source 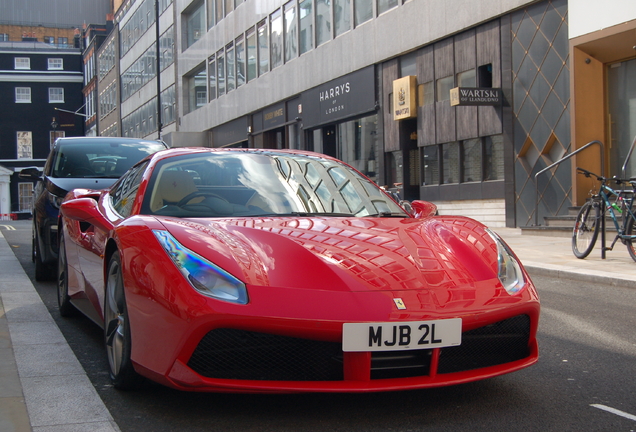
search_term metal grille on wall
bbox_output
[511,0,571,227]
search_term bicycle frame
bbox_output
[579,167,636,258]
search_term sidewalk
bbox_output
[0,230,119,432]
[1,227,635,431]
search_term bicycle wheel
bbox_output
[624,213,636,262]
[572,201,600,259]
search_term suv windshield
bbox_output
[51,140,166,178]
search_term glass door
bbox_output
[608,58,636,177]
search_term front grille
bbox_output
[188,329,343,381]
[187,315,531,382]
[370,350,432,379]
[437,314,531,374]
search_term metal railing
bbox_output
[621,135,636,179]
[533,140,605,227]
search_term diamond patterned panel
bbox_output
[511,0,570,227]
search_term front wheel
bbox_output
[572,201,600,259]
[624,215,636,262]
[57,234,77,317]
[104,252,144,390]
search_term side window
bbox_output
[110,162,148,217]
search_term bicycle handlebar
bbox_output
[576,167,636,186]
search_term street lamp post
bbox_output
[155,0,162,140]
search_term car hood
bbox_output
[46,176,118,197]
[155,216,501,293]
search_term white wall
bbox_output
[569,0,636,38]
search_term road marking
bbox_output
[0,225,16,230]
[591,404,636,422]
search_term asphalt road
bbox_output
[2,219,636,431]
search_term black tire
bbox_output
[34,231,55,281]
[624,215,636,262]
[104,252,145,390]
[572,201,600,259]
[57,234,77,317]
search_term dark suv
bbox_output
[19,136,168,280]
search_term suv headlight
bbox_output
[153,230,248,304]
[48,191,64,209]
[485,228,526,294]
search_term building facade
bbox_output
[95,0,635,229]
[0,42,85,217]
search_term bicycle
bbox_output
[572,167,636,261]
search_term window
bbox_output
[19,183,33,212]
[484,135,504,180]
[207,0,216,28]
[235,35,245,87]
[478,64,493,87]
[226,43,235,92]
[208,55,217,101]
[111,162,149,218]
[299,0,313,54]
[17,132,33,159]
[185,0,205,49]
[436,76,454,102]
[0,34,9,41]
[44,36,55,44]
[284,2,297,63]
[270,10,283,69]
[335,0,351,37]
[48,58,63,70]
[418,82,434,106]
[187,64,207,113]
[257,20,269,76]
[49,88,64,103]
[50,130,65,148]
[442,142,459,184]
[457,69,476,87]
[246,29,257,81]
[462,139,482,182]
[15,87,31,103]
[378,0,398,15]
[316,0,331,46]
[217,49,225,96]
[15,57,30,69]
[355,0,373,26]
[422,145,439,185]
[58,37,68,46]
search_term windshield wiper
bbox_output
[366,212,409,218]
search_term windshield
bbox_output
[142,151,408,218]
[51,140,166,178]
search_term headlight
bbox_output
[48,191,64,209]
[153,230,248,304]
[485,228,526,294]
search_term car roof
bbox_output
[54,137,167,148]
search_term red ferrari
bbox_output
[58,147,539,393]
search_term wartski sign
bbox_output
[450,87,502,106]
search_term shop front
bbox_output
[300,66,381,184]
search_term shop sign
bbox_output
[301,66,376,129]
[263,102,286,130]
[449,87,502,106]
[393,76,417,120]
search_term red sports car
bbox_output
[58,147,539,393]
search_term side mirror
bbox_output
[60,198,114,233]
[410,200,438,219]
[18,167,42,181]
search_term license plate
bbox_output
[342,318,462,352]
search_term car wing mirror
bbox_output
[60,198,114,232]
[410,200,438,219]
[18,167,42,181]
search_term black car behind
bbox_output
[19,136,167,280]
